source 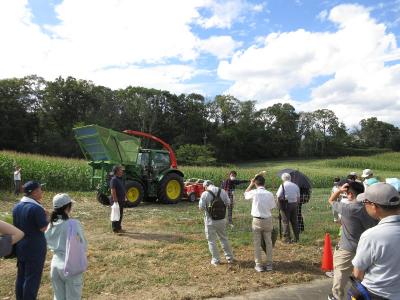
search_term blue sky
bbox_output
[1,0,400,126]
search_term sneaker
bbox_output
[265,264,273,272]
[227,258,234,264]
[254,265,265,272]
[229,223,234,229]
[327,294,337,300]
[211,260,220,266]
[325,271,334,278]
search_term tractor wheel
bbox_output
[97,192,111,206]
[188,192,197,203]
[125,180,144,207]
[158,173,184,204]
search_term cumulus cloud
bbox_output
[0,0,249,94]
[198,36,242,59]
[197,0,258,29]
[218,4,400,126]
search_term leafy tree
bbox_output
[176,144,216,166]
[358,117,399,148]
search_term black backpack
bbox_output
[207,189,226,220]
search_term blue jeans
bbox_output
[16,258,45,300]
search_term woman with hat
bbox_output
[45,193,87,300]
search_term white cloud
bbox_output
[198,36,242,59]
[0,0,246,94]
[196,0,248,29]
[218,4,400,126]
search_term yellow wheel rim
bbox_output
[166,180,181,200]
[127,187,140,203]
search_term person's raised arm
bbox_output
[0,220,24,244]
[245,179,255,193]
[328,183,348,205]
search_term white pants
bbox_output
[205,221,233,263]
[51,264,83,300]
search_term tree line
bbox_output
[1,75,399,164]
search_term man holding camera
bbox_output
[327,180,377,300]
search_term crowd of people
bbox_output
[327,169,400,300]
[1,166,399,299]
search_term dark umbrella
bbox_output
[276,168,312,189]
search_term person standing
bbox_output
[14,166,22,196]
[244,175,276,272]
[13,181,48,300]
[327,181,377,300]
[222,170,248,227]
[352,183,400,300]
[199,180,234,266]
[361,169,378,189]
[46,193,87,300]
[110,165,126,233]
[276,173,300,243]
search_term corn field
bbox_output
[1,150,400,192]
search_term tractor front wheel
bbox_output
[158,173,184,204]
[125,181,144,207]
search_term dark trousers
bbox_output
[281,202,299,241]
[16,258,45,300]
[227,192,234,224]
[14,180,21,195]
[297,203,304,232]
[111,202,124,232]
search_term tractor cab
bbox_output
[137,149,170,178]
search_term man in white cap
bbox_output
[352,183,400,299]
[199,180,234,266]
[361,169,378,189]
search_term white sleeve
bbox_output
[199,192,207,210]
[276,185,282,197]
[244,190,254,200]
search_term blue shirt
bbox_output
[13,199,48,261]
[110,176,126,203]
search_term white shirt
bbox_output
[352,215,400,299]
[14,170,21,181]
[244,187,276,218]
[276,181,300,203]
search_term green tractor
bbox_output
[73,125,184,207]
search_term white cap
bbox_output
[361,169,373,178]
[349,172,357,176]
[203,180,213,188]
[53,193,74,209]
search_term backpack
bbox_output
[207,189,226,220]
[64,219,88,277]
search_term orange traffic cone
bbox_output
[321,233,333,271]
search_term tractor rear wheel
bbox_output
[97,192,111,206]
[125,180,144,207]
[158,173,184,204]
[188,192,196,203]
